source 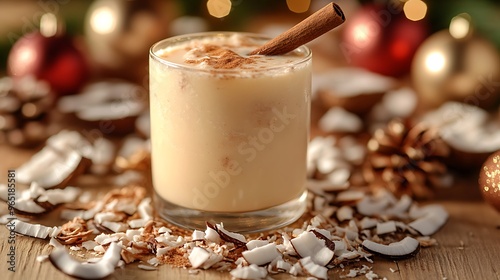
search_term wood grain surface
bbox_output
[1,144,499,280]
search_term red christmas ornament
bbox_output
[340,3,428,77]
[7,14,89,97]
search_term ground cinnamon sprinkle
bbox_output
[159,248,191,267]
[185,44,255,69]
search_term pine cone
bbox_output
[363,119,450,199]
[0,76,54,147]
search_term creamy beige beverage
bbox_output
[149,33,311,221]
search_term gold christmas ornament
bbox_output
[412,14,500,109]
[84,0,176,82]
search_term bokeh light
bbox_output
[425,51,446,73]
[403,0,427,21]
[90,6,117,34]
[207,0,232,18]
[286,0,311,13]
[449,14,471,39]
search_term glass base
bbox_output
[154,190,308,233]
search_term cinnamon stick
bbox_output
[249,2,345,56]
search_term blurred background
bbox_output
[0,0,500,201]
[0,0,499,75]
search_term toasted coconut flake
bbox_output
[230,264,268,279]
[362,236,420,260]
[49,242,122,279]
[242,243,281,266]
[57,217,93,245]
[114,137,150,171]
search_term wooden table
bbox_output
[1,144,499,280]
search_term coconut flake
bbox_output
[242,243,281,265]
[299,256,328,280]
[246,240,270,250]
[89,137,115,175]
[318,107,363,133]
[189,247,211,269]
[376,221,397,235]
[336,206,354,222]
[356,195,391,217]
[61,201,104,221]
[36,255,49,262]
[289,262,303,276]
[11,220,59,239]
[113,170,145,186]
[230,264,268,279]
[191,229,205,241]
[94,212,121,224]
[362,236,420,259]
[49,242,122,279]
[37,186,81,205]
[101,221,128,233]
[138,264,157,271]
[202,253,223,269]
[336,190,365,203]
[16,131,91,189]
[315,68,396,97]
[137,198,153,220]
[360,217,378,229]
[82,240,99,250]
[214,223,246,245]
[408,205,448,236]
[291,231,334,266]
[128,219,149,229]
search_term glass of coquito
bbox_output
[149,32,311,232]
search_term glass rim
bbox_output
[149,31,312,74]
